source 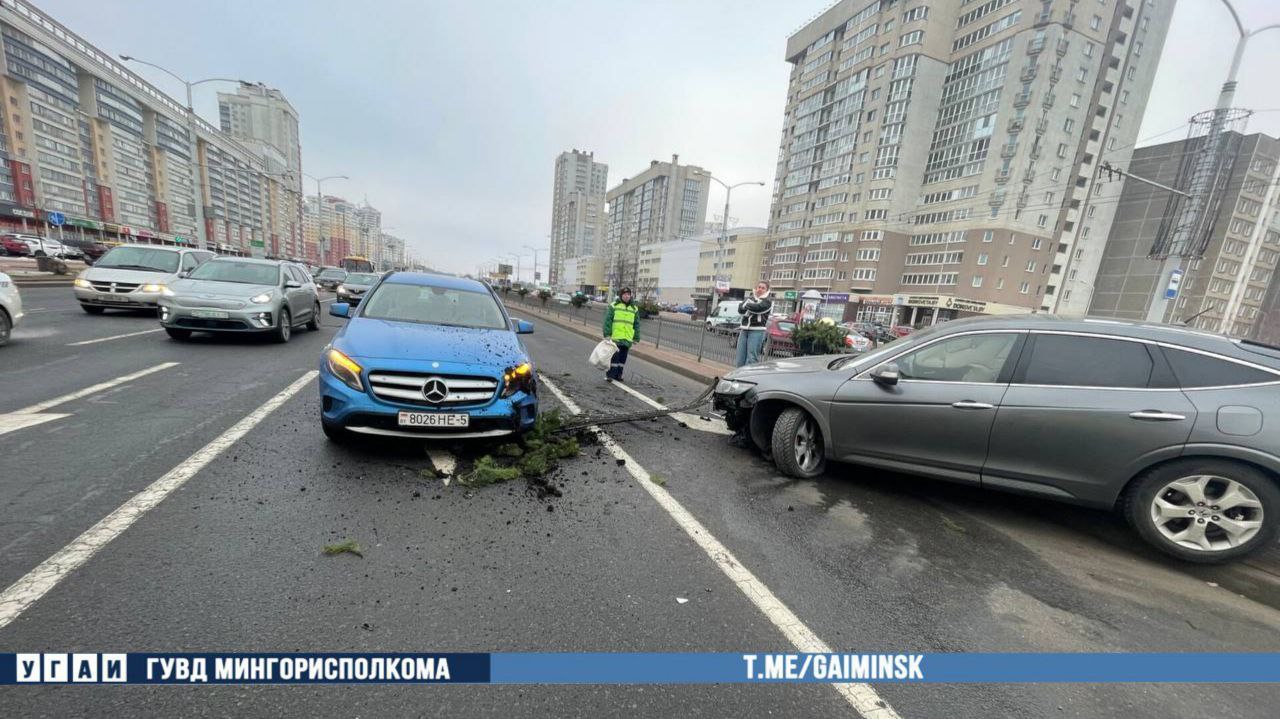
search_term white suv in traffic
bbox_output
[0,270,22,346]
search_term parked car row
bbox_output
[2,233,85,260]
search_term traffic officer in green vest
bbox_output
[602,287,641,382]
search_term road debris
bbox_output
[322,539,363,558]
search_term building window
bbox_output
[997,278,1005,289]
[1026,260,1037,272]
[1063,118,1075,133]
[972,275,984,288]
[978,253,989,265]
[1070,94,1081,108]
[1019,281,1030,294]
[1002,255,1010,267]
[1032,238,1043,250]
[1037,215,1048,228]
[1091,15,1102,30]
[983,230,993,242]
[1057,143,1069,158]
[900,30,924,47]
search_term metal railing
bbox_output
[501,294,805,368]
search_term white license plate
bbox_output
[192,309,230,319]
[398,412,470,428]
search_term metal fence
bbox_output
[502,293,800,368]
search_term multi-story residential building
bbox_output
[549,149,607,287]
[604,154,710,296]
[304,194,360,265]
[218,83,304,259]
[759,0,1173,326]
[1089,131,1280,343]
[560,255,603,294]
[694,226,768,299]
[354,201,381,260]
[0,0,297,257]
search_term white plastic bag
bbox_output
[589,339,618,369]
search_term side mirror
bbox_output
[871,362,900,387]
[514,319,534,334]
[285,280,302,289]
[178,270,190,278]
[329,302,351,319]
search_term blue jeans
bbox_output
[736,329,766,367]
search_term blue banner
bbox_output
[3,652,1279,684]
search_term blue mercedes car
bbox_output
[318,272,538,442]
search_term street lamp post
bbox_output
[119,55,248,251]
[693,171,765,312]
[304,173,348,265]
[1146,0,1280,324]
[523,244,544,286]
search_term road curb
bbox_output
[506,302,730,384]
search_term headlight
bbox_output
[501,362,534,398]
[715,378,757,395]
[74,278,91,288]
[336,284,348,293]
[325,348,364,392]
[250,291,273,304]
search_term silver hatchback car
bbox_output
[158,258,322,343]
[714,315,1280,563]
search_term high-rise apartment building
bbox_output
[760,0,1173,325]
[549,149,607,287]
[219,83,304,258]
[1089,131,1280,342]
[0,1,302,259]
[604,155,710,295]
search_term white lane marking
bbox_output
[538,374,899,719]
[0,370,318,630]
[426,449,456,486]
[0,413,70,437]
[608,378,734,436]
[66,327,165,346]
[14,362,179,414]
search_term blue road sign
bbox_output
[46,211,65,226]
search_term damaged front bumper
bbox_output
[713,380,758,434]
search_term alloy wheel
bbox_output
[1150,475,1264,552]
[793,416,822,474]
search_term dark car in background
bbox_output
[315,267,347,290]
[61,238,111,264]
[714,315,1280,564]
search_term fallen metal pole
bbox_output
[554,378,720,433]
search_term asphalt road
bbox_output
[0,286,1277,717]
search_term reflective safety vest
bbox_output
[609,301,638,343]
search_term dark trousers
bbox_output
[606,344,630,380]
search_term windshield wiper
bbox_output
[101,263,167,272]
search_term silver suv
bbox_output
[74,244,215,313]
[714,315,1280,563]
[159,258,321,343]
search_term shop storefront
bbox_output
[0,203,39,234]
[892,293,1031,327]
[850,294,899,325]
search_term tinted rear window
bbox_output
[1023,334,1154,388]
[1163,347,1280,388]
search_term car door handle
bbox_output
[1129,410,1187,421]
[952,400,994,410]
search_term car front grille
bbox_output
[368,372,499,407]
[89,280,141,293]
[174,318,252,330]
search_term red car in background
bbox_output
[2,234,32,256]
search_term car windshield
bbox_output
[95,246,180,273]
[360,282,506,330]
[187,260,280,285]
[777,321,796,333]
[344,273,379,285]
[318,269,346,279]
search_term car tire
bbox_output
[80,304,105,315]
[274,308,292,343]
[771,406,827,479]
[0,308,11,347]
[1122,458,1279,564]
[321,420,352,444]
[306,301,321,331]
[165,328,192,341]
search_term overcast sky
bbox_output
[45,0,1280,275]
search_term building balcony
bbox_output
[1041,93,1056,109]
[1014,92,1033,108]
[1001,143,1019,159]
[1021,65,1038,82]
[994,170,1011,184]
[1008,118,1025,133]
[1036,118,1049,134]
[1027,38,1046,55]
[1056,39,1070,56]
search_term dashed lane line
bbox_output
[11,362,179,415]
[538,374,900,719]
[66,327,165,346]
[606,378,733,436]
[0,370,319,630]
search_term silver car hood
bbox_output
[81,267,177,284]
[728,354,839,379]
[169,279,277,298]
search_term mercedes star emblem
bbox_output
[422,377,449,403]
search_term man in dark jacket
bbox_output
[735,280,772,367]
[602,287,640,382]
